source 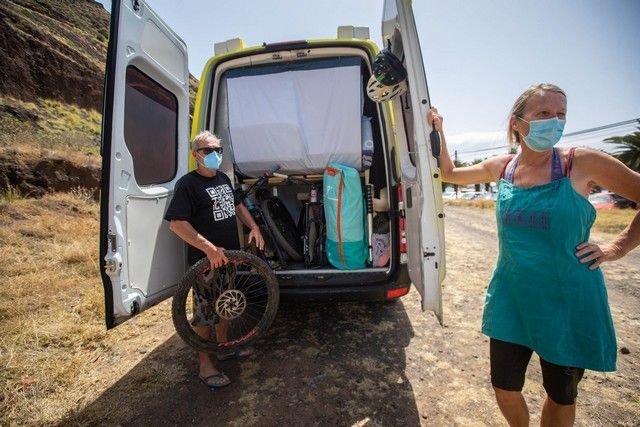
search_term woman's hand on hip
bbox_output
[575,241,622,270]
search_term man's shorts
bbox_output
[190,267,224,328]
[490,338,585,405]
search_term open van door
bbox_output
[382,0,446,323]
[100,0,190,329]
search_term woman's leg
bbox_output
[493,388,529,427]
[490,338,534,427]
[539,358,585,427]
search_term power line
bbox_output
[563,118,639,137]
[455,118,639,155]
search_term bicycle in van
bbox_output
[99,0,446,344]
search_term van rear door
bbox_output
[382,0,445,323]
[100,0,190,328]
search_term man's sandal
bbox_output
[199,371,231,389]
[216,346,254,361]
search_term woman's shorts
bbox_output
[490,338,585,405]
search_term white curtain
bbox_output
[227,63,362,176]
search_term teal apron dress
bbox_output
[481,148,617,371]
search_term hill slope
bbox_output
[0,0,109,110]
[0,0,198,197]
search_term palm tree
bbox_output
[604,127,640,172]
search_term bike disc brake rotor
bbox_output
[214,289,247,320]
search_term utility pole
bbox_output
[454,150,459,197]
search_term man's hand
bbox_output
[248,225,265,251]
[205,244,228,269]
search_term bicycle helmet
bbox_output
[366,49,408,102]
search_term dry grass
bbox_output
[0,192,101,425]
[444,199,637,234]
[0,95,101,155]
[593,208,638,234]
[0,190,177,426]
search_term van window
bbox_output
[124,66,178,185]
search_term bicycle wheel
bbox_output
[172,250,279,352]
[261,198,304,261]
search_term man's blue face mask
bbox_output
[203,151,223,170]
[519,117,566,152]
[197,146,223,170]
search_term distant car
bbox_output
[442,190,457,200]
[460,192,479,200]
[611,193,637,209]
[588,192,636,209]
[460,191,492,201]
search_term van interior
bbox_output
[210,47,396,275]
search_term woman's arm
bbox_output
[428,108,510,185]
[573,149,640,268]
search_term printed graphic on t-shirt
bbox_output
[206,185,236,221]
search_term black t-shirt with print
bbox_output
[164,170,240,265]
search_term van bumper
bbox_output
[278,263,410,303]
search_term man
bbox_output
[165,131,264,389]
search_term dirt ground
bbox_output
[59,205,639,427]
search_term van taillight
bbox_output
[397,184,407,253]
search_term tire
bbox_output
[261,198,304,261]
[307,222,317,264]
[172,250,279,352]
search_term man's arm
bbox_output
[168,220,228,268]
[235,203,265,250]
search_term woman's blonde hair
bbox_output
[507,83,566,145]
[191,130,221,151]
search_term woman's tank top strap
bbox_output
[565,147,577,178]
[550,147,564,181]
[502,154,519,183]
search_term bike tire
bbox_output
[261,198,304,261]
[307,222,317,264]
[172,250,279,352]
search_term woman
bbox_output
[428,83,640,427]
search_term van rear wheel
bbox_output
[172,250,279,352]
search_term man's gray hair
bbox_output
[191,130,221,151]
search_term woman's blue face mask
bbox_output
[519,117,566,152]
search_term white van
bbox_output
[99,0,446,331]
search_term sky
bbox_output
[97,0,640,162]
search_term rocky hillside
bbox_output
[0,0,109,110]
[0,0,198,197]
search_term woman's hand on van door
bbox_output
[427,107,443,132]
